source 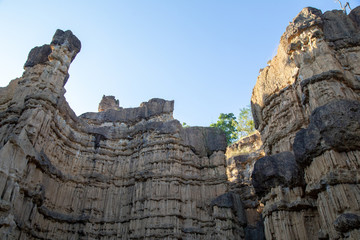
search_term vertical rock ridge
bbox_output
[252,6,360,240]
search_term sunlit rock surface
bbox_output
[252,6,360,240]
[98,95,121,112]
[2,5,360,240]
[0,30,250,239]
[226,132,265,240]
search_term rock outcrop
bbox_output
[98,95,121,112]
[252,6,360,240]
[225,132,265,240]
[0,30,247,239]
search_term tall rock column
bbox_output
[0,29,81,239]
[251,6,360,240]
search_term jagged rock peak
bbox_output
[98,95,120,112]
[282,7,323,42]
[24,29,81,68]
[51,29,81,55]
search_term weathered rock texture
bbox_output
[98,95,121,112]
[0,30,247,239]
[225,132,265,240]
[3,6,360,240]
[252,6,360,240]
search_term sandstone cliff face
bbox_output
[251,6,360,240]
[2,6,360,240]
[252,7,360,156]
[0,30,249,239]
[225,132,265,240]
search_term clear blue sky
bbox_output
[1,0,359,126]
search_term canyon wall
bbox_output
[251,6,360,240]
[1,6,360,240]
[226,132,265,239]
[0,30,249,239]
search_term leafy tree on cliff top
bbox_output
[210,113,238,145]
[237,106,255,138]
[210,106,255,145]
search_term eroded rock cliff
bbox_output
[225,132,265,240]
[2,5,360,240]
[252,6,360,240]
[0,30,248,239]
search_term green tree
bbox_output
[182,122,190,128]
[237,106,255,138]
[210,113,238,145]
[210,106,255,145]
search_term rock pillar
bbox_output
[252,6,360,240]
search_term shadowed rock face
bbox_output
[51,29,81,59]
[334,213,360,233]
[350,6,360,27]
[294,99,360,167]
[252,152,304,198]
[322,9,360,48]
[0,30,242,239]
[180,126,227,157]
[24,44,52,67]
[210,192,247,226]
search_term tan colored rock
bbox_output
[251,6,360,240]
[251,7,360,155]
[225,132,265,239]
[226,132,264,187]
[0,30,245,239]
[262,186,321,240]
[98,95,121,112]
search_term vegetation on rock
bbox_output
[210,106,255,145]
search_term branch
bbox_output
[344,2,352,11]
[336,0,343,9]
[336,0,352,14]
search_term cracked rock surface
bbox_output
[251,6,360,240]
[0,30,246,240]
